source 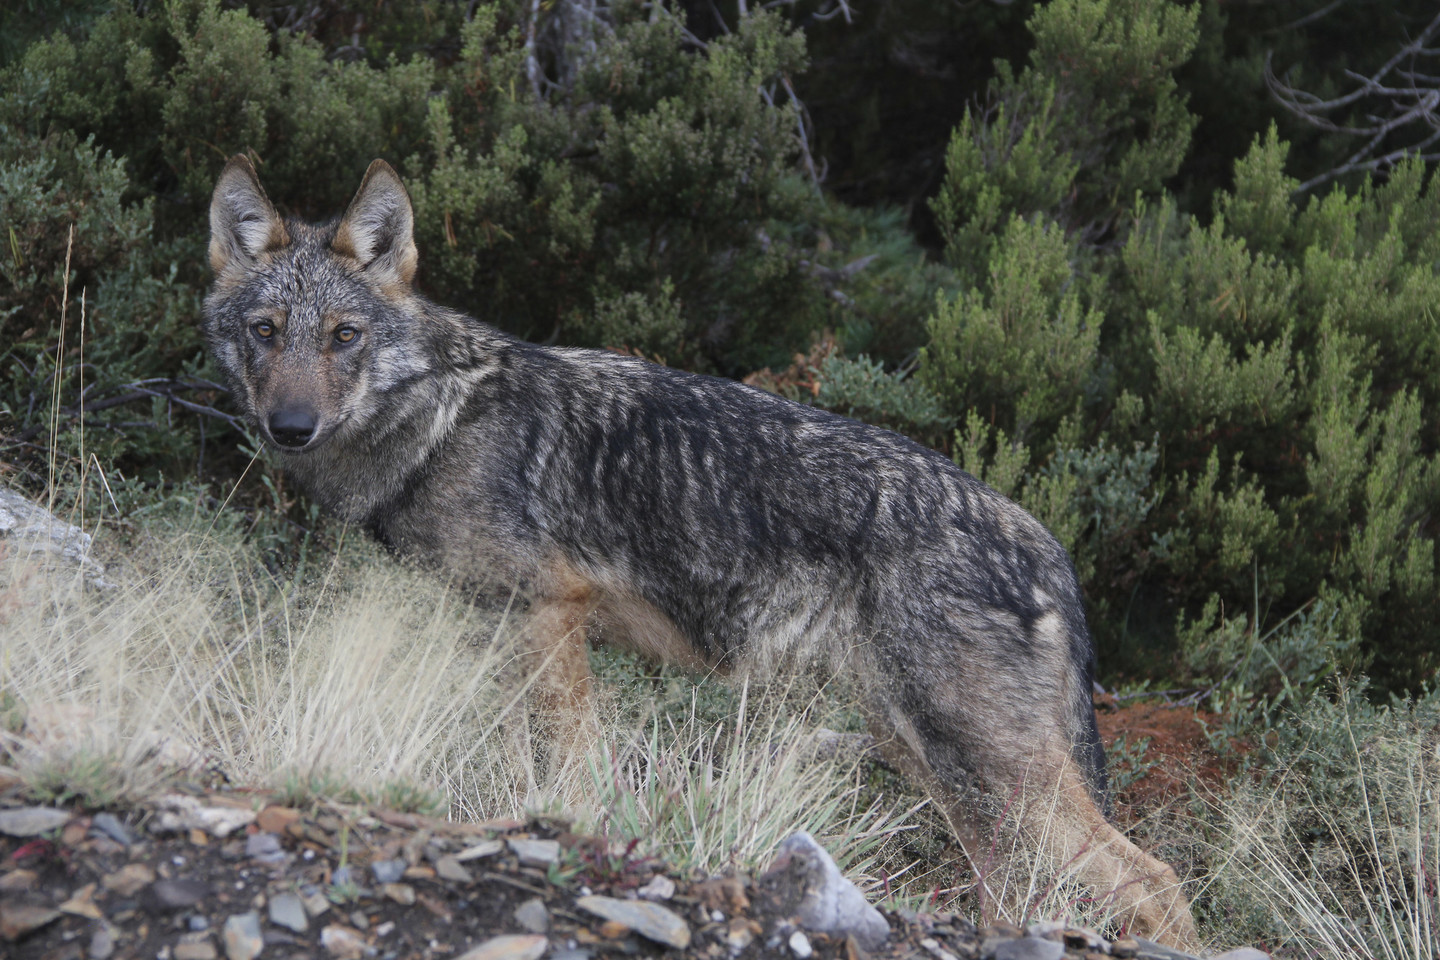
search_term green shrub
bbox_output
[922,0,1439,690]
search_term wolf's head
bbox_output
[204,156,440,454]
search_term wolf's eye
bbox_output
[334,327,358,344]
[252,322,275,340]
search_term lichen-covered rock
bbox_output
[755,831,889,950]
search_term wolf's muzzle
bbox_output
[268,408,317,448]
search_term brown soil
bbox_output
[1094,694,1244,817]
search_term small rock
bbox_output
[1212,950,1270,960]
[349,911,369,931]
[222,911,264,960]
[636,875,676,901]
[88,923,116,959]
[300,888,331,918]
[550,951,592,960]
[147,879,210,912]
[1133,937,1206,960]
[789,931,813,958]
[190,916,211,932]
[455,934,549,960]
[175,940,219,960]
[60,883,104,919]
[320,924,367,959]
[1112,940,1140,959]
[91,813,133,846]
[0,902,61,940]
[375,921,395,937]
[255,807,301,835]
[576,895,691,949]
[371,859,407,884]
[991,938,1066,960]
[0,806,71,837]
[507,838,560,867]
[454,839,504,861]
[921,937,960,960]
[1059,928,1108,952]
[725,918,758,954]
[758,831,889,950]
[435,856,473,883]
[513,898,550,934]
[268,892,308,934]
[330,866,354,887]
[245,833,285,865]
[382,882,416,906]
[103,862,157,897]
[0,869,38,892]
[153,795,255,839]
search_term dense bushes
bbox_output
[924,0,1439,689]
[0,0,1436,693]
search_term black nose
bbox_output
[268,409,317,448]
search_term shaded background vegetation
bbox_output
[2,0,1437,699]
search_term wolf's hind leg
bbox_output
[1016,753,1198,947]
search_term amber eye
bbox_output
[335,326,358,344]
[252,322,275,340]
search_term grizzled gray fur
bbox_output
[204,157,1196,946]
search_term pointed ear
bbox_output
[332,159,418,288]
[208,156,288,275]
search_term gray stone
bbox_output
[268,893,308,934]
[989,938,1066,960]
[146,879,210,912]
[88,923,116,959]
[788,931,813,958]
[0,488,113,588]
[1134,937,1205,960]
[454,840,504,861]
[175,940,219,960]
[455,934,549,960]
[513,898,549,934]
[245,833,285,865]
[222,911,263,960]
[576,895,691,949]
[91,813,133,846]
[370,858,407,884]
[507,838,560,867]
[435,856,473,883]
[382,882,415,906]
[920,937,960,960]
[0,902,61,940]
[550,950,592,960]
[152,795,255,839]
[189,915,211,931]
[320,924,367,959]
[1212,950,1270,960]
[757,831,890,950]
[300,888,332,918]
[0,806,71,837]
[636,875,675,901]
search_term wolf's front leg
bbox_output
[520,579,604,800]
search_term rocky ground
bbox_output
[0,785,1263,960]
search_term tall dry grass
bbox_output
[0,508,916,885]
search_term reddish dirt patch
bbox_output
[1093,694,1243,817]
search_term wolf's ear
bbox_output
[209,156,288,275]
[332,159,418,288]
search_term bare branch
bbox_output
[1266,10,1440,192]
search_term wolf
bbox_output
[204,156,1198,945]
